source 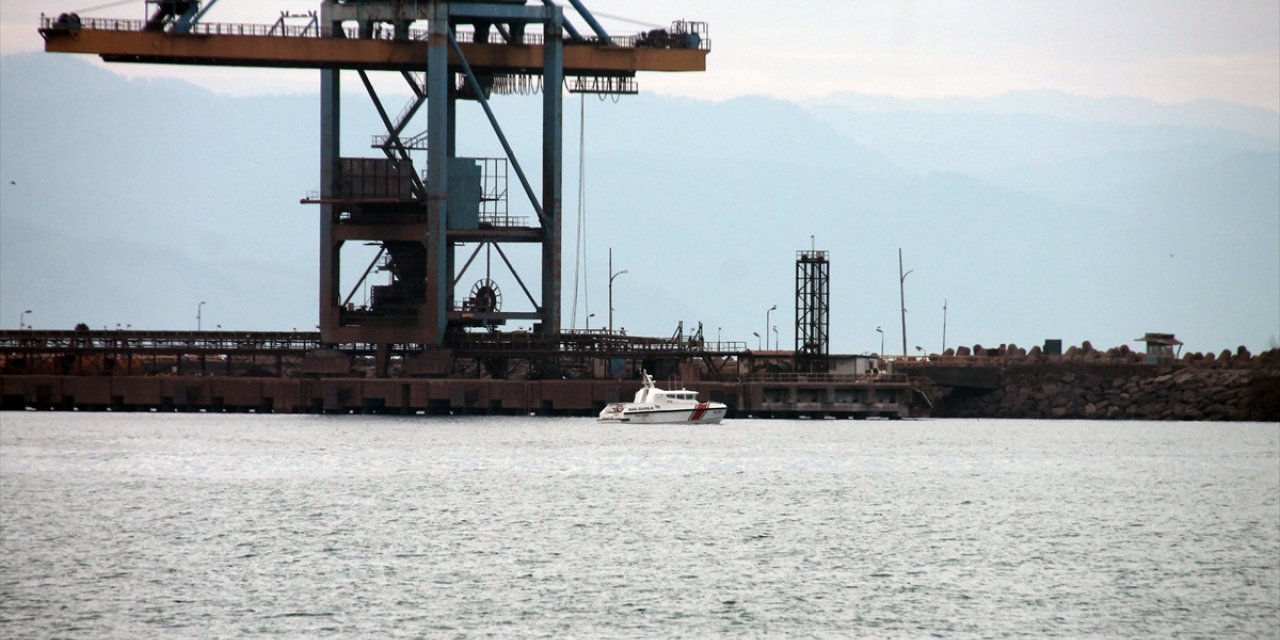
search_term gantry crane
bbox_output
[40,0,707,373]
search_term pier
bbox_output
[10,3,922,420]
[0,330,915,418]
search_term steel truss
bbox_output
[795,249,830,372]
[37,1,709,375]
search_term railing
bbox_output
[42,15,142,33]
[746,372,910,384]
[478,214,530,228]
[1,329,756,363]
[892,354,1161,367]
[41,15,320,38]
[372,131,430,151]
[448,331,735,356]
[39,15,711,50]
[0,329,323,354]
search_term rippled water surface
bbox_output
[2,413,1277,638]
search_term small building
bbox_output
[1135,332,1182,365]
[1043,339,1062,356]
[831,354,880,376]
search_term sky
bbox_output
[1,1,1277,354]
[2,0,1277,109]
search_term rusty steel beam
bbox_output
[447,227,543,243]
[41,29,707,73]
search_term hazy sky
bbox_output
[2,0,1277,109]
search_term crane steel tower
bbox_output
[39,0,708,366]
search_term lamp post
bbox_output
[765,304,777,350]
[876,325,884,359]
[197,301,206,332]
[586,313,595,332]
[608,248,627,334]
[717,326,722,346]
[898,248,913,356]
[772,325,779,352]
[19,309,32,330]
[942,299,948,354]
[753,331,761,350]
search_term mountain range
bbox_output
[1,53,1276,355]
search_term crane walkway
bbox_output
[38,14,708,74]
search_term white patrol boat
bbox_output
[598,370,727,424]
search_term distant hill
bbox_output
[2,53,1277,354]
[808,90,1280,141]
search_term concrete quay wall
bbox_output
[0,375,914,419]
[0,376,672,416]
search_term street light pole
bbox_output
[19,309,32,330]
[753,331,761,350]
[198,301,206,332]
[876,325,884,359]
[608,248,628,334]
[765,304,777,350]
[772,325,779,352]
[899,248,913,357]
[942,299,948,354]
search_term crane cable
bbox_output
[72,0,135,14]
[569,94,589,329]
[590,11,662,30]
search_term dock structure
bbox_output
[0,373,913,419]
[0,330,914,418]
[40,2,707,359]
[21,4,921,418]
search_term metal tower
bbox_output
[314,0,580,350]
[39,1,708,362]
[795,248,830,373]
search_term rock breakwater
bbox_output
[909,345,1280,421]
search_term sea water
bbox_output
[2,413,1277,638]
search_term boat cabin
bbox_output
[635,388,700,404]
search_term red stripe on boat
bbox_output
[690,402,708,421]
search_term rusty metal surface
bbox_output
[37,9,708,356]
[0,330,746,360]
[39,18,708,73]
[1,374,912,418]
[1,331,915,416]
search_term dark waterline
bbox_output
[2,414,1277,638]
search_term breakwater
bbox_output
[902,344,1280,422]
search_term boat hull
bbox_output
[597,372,727,424]
[598,404,727,424]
